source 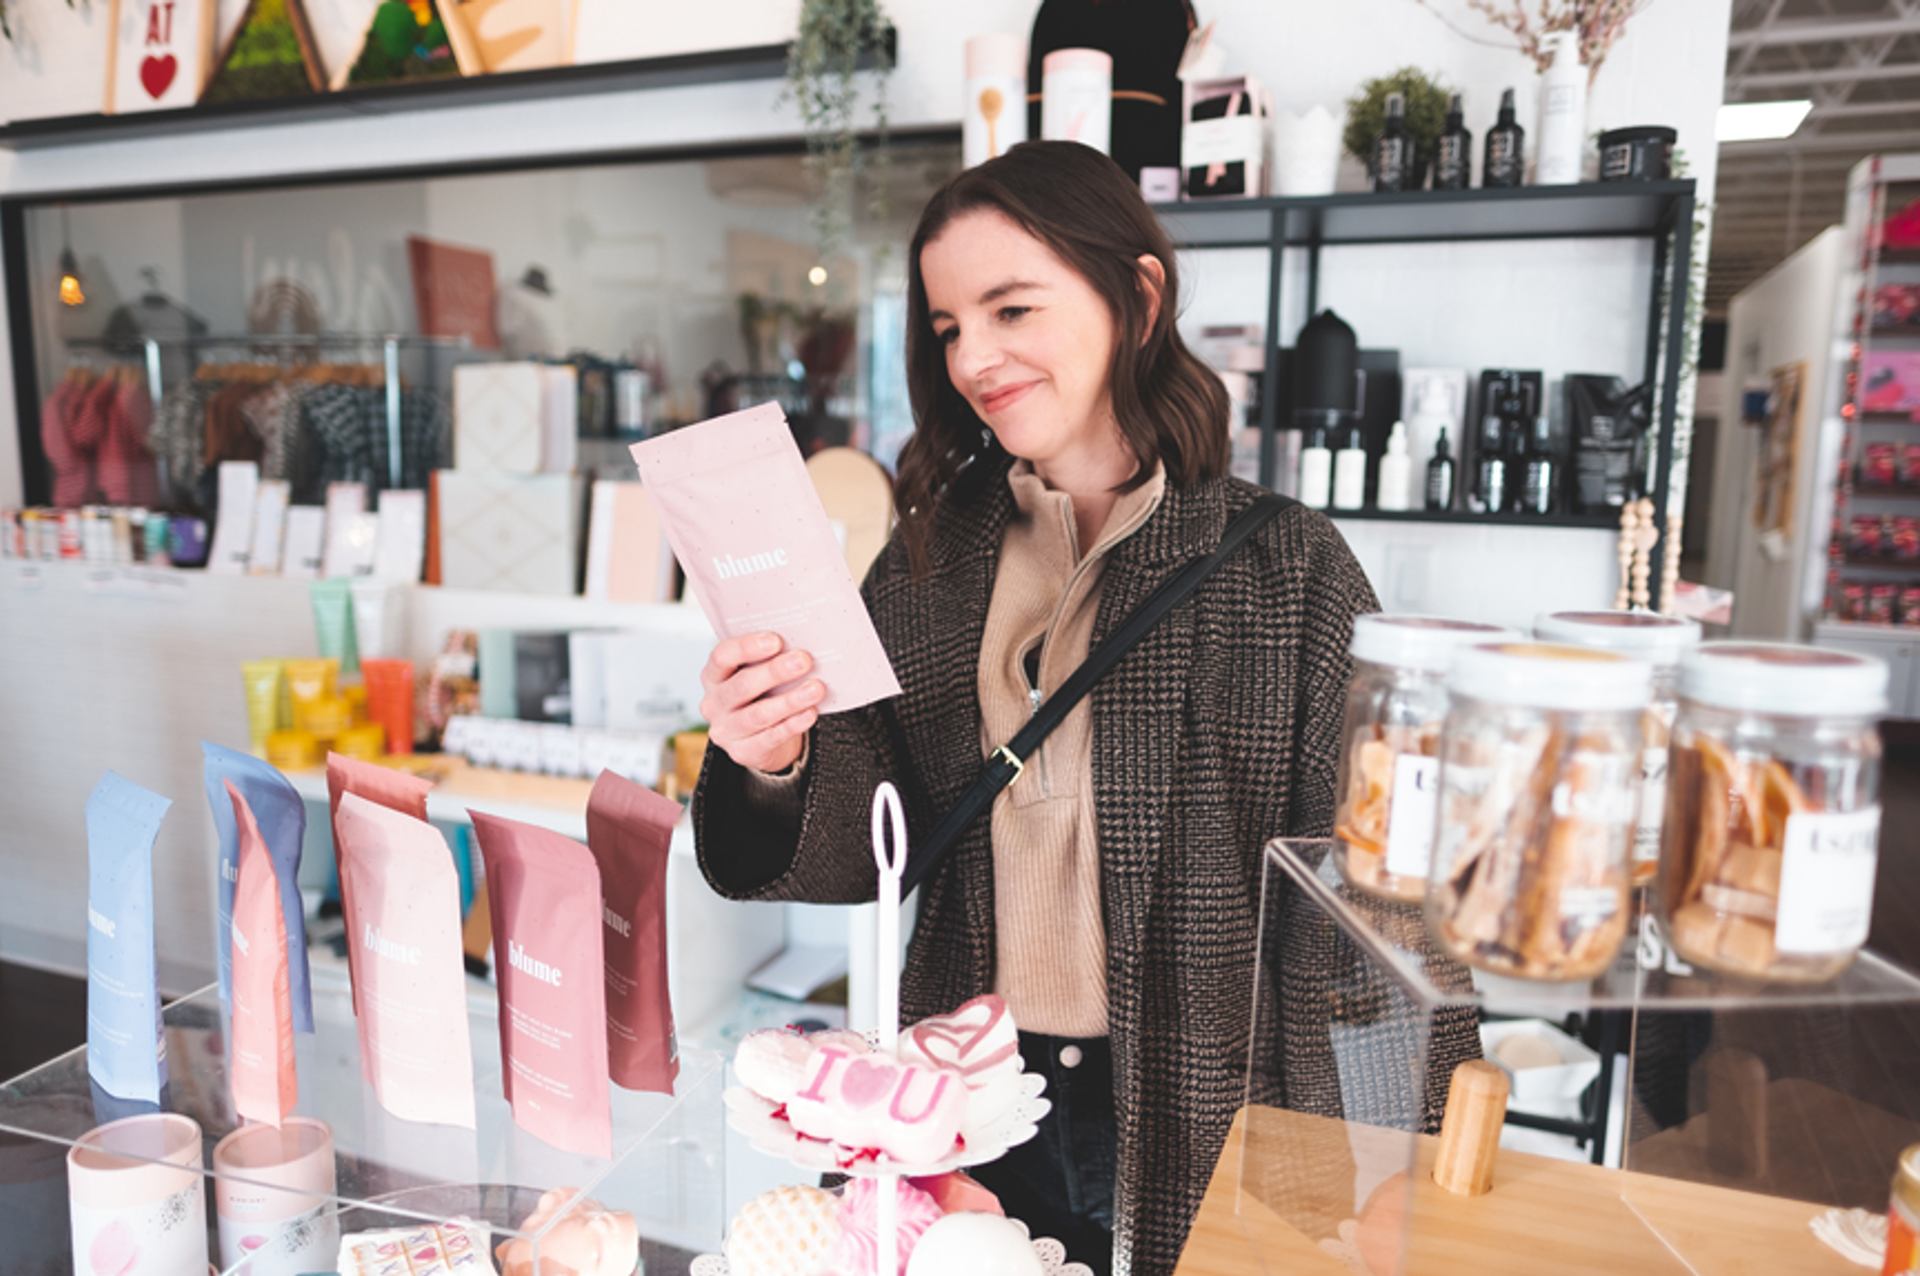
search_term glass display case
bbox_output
[0,965,726,1273]
[1234,839,1920,1275]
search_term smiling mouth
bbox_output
[980,381,1039,412]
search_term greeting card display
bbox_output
[107,0,217,114]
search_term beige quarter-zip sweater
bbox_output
[979,458,1166,1037]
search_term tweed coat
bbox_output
[694,454,1479,1275]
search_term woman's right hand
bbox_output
[700,632,826,775]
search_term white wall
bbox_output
[1710,226,1846,640]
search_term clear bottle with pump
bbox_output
[1299,428,1333,509]
[1372,92,1413,193]
[1536,31,1587,185]
[1426,427,1457,511]
[1332,426,1368,510]
[1522,417,1558,515]
[1483,87,1525,188]
[1377,421,1413,511]
[1433,93,1473,190]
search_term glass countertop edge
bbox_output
[1267,839,1920,1013]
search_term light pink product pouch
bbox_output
[326,753,432,1022]
[585,770,680,1093]
[227,782,298,1126]
[630,402,901,714]
[469,810,614,1159]
[334,791,477,1129]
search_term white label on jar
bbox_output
[1634,745,1669,866]
[1775,807,1881,955]
[1560,885,1621,926]
[1385,754,1441,879]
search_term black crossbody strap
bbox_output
[902,492,1294,893]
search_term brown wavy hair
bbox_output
[895,140,1231,573]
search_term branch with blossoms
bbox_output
[1412,0,1654,86]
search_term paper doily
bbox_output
[690,1218,1095,1275]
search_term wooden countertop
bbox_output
[1175,1106,1856,1275]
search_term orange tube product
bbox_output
[360,659,416,757]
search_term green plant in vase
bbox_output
[1344,67,1453,189]
[787,0,894,257]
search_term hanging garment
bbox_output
[97,375,159,507]
[41,378,89,508]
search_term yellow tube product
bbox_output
[343,683,369,725]
[265,729,323,770]
[240,660,286,757]
[296,695,354,742]
[284,658,339,725]
[333,724,386,761]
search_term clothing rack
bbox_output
[67,332,472,490]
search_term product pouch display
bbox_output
[630,401,901,714]
[326,752,432,1020]
[226,781,298,1127]
[585,770,679,1093]
[85,772,173,1104]
[204,741,313,1032]
[470,810,614,1158]
[334,791,477,1129]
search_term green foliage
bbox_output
[1,0,79,43]
[786,0,893,257]
[1343,66,1454,168]
[371,1,417,59]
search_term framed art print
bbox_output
[105,0,217,113]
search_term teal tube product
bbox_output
[86,772,172,1103]
[310,578,360,677]
[478,628,518,719]
[203,742,313,1033]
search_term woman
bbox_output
[694,142,1472,1275]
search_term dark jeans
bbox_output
[968,1031,1117,1275]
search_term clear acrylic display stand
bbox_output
[0,964,726,1272]
[1235,839,1920,1275]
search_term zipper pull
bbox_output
[1029,685,1043,717]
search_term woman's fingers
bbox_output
[728,708,819,772]
[730,679,826,736]
[711,648,816,714]
[702,632,784,688]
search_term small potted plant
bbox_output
[787,0,894,256]
[1344,67,1453,190]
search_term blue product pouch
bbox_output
[203,741,313,1032]
[85,772,171,1103]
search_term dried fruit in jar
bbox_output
[1336,722,1442,893]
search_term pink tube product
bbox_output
[227,781,298,1127]
[585,770,680,1094]
[333,791,477,1129]
[469,811,614,1159]
[630,401,901,714]
[326,753,431,1021]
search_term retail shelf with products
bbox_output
[1327,508,1619,530]
[0,966,730,1270]
[0,33,896,151]
[1152,181,1696,607]
[1227,840,1920,1275]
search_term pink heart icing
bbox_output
[904,994,1017,1077]
[840,1058,898,1109]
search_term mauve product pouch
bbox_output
[204,741,312,1032]
[334,792,477,1129]
[227,782,297,1126]
[85,772,172,1103]
[630,402,900,714]
[326,753,431,1021]
[585,770,679,1093]
[470,811,614,1158]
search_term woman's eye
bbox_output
[997,306,1030,323]
[935,327,958,346]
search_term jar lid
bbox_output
[1350,614,1517,673]
[1679,642,1889,717]
[1599,126,1678,145]
[1533,610,1702,666]
[966,32,1026,79]
[1448,642,1653,712]
[1043,48,1113,76]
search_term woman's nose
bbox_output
[949,329,1002,384]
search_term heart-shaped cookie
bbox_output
[901,994,1018,1083]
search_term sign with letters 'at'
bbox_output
[106,0,216,114]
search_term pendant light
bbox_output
[57,208,85,307]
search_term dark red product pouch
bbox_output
[585,770,680,1093]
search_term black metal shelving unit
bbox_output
[1152,180,1698,604]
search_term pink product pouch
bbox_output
[469,811,614,1159]
[326,753,432,1021]
[585,770,680,1093]
[334,792,477,1129]
[630,402,901,714]
[227,782,298,1126]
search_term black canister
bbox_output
[1294,309,1358,414]
[1598,126,1677,182]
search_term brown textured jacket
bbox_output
[695,457,1476,1275]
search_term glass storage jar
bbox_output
[1426,643,1652,981]
[1333,615,1516,902]
[1534,610,1702,887]
[1657,642,1887,983]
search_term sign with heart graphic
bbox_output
[105,0,215,114]
[785,1045,967,1167]
[900,993,1020,1085]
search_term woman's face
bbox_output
[920,209,1121,471]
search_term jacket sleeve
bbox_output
[1283,510,1379,838]
[692,542,917,906]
